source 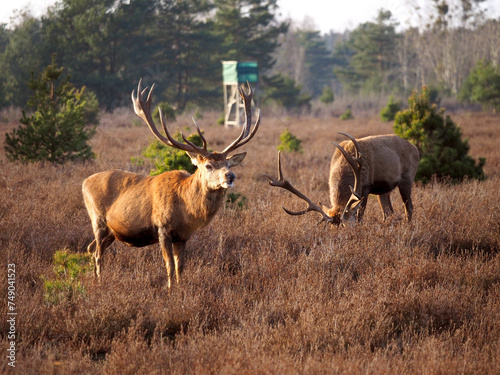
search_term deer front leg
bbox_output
[159,229,175,289]
[173,241,187,285]
[355,194,369,222]
[377,193,394,221]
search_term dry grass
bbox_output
[0,109,499,374]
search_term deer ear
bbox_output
[320,203,331,214]
[227,152,246,167]
[349,198,363,211]
[345,197,364,216]
[187,152,204,166]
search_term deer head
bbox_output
[263,151,339,226]
[331,132,364,222]
[132,78,260,191]
[264,133,364,226]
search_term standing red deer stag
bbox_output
[82,79,260,288]
[264,133,419,226]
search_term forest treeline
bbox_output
[0,0,499,113]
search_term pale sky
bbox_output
[277,0,500,33]
[0,0,499,33]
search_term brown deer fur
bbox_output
[264,133,419,227]
[328,134,420,222]
[82,81,259,288]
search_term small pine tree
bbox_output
[153,102,176,123]
[459,60,500,112]
[138,131,205,175]
[380,95,402,121]
[277,129,303,153]
[319,85,334,105]
[394,86,485,184]
[340,108,353,120]
[5,57,96,164]
[42,249,92,305]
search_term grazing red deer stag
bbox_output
[264,133,419,226]
[82,79,260,288]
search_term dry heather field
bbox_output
[1,107,499,374]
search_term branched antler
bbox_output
[132,78,209,156]
[222,82,261,155]
[132,78,259,157]
[263,151,334,225]
[332,132,364,219]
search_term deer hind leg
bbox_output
[398,180,414,221]
[159,230,175,289]
[87,239,96,254]
[377,193,394,221]
[91,229,115,278]
[173,241,187,285]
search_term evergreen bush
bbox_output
[319,86,334,105]
[42,249,92,305]
[277,129,303,153]
[153,102,176,123]
[225,192,248,210]
[394,86,485,184]
[340,108,353,120]
[135,131,205,175]
[459,60,500,112]
[4,58,96,164]
[380,95,402,121]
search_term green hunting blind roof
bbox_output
[222,61,258,84]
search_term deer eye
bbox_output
[205,164,213,171]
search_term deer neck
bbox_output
[181,171,226,223]
[330,164,356,214]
